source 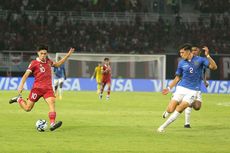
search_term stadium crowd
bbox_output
[195,0,230,13]
[0,0,229,54]
[0,0,175,13]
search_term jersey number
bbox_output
[189,67,193,73]
[31,93,37,100]
[40,66,45,72]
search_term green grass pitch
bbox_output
[0,91,230,153]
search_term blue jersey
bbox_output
[54,65,66,79]
[176,56,209,90]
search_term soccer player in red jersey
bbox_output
[99,58,111,100]
[9,45,75,131]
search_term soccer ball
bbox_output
[35,119,48,132]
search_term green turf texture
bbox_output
[0,91,229,153]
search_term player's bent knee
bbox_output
[167,105,178,113]
[176,102,190,113]
[193,106,201,111]
[192,102,202,111]
[24,107,32,112]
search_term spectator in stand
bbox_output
[0,0,230,54]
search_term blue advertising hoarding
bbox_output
[0,77,229,94]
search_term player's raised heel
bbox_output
[162,111,169,118]
[50,121,62,131]
[9,94,22,104]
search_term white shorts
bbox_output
[54,78,64,86]
[172,86,200,105]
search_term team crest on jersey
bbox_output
[194,61,199,66]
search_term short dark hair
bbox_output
[178,43,192,51]
[104,57,109,61]
[37,45,48,51]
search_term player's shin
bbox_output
[17,98,30,111]
[55,85,58,96]
[106,86,111,100]
[59,83,63,99]
[159,111,181,130]
[107,86,111,96]
[100,84,105,94]
[99,84,105,99]
[48,112,56,126]
[58,88,62,99]
[185,107,192,126]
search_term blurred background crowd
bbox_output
[0,0,229,54]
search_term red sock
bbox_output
[100,84,105,94]
[49,112,56,125]
[17,97,24,104]
[107,87,111,95]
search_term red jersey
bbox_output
[27,57,54,90]
[102,64,111,83]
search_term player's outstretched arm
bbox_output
[202,46,217,70]
[18,70,31,94]
[162,75,181,95]
[53,47,75,67]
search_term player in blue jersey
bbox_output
[53,56,66,100]
[157,43,217,132]
[184,46,209,128]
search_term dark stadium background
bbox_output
[0,0,229,80]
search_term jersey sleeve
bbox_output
[175,61,182,76]
[48,58,54,66]
[202,57,210,67]
[27,61,35,72]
